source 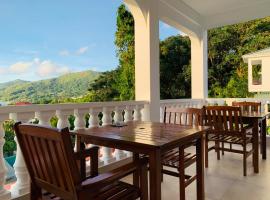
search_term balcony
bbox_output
[0,98,269,199]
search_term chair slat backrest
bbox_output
[164,107,204,126]
[14,122,81,200]
[232,101,261,112]
[205,106,244,134]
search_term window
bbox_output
[252,61,262,85]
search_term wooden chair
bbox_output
[232,101,263,151]
[204,106,255,176]
[232,101,261,112]
[162,107,204,200]
[14,122,148,200]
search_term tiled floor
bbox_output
[123,144,270,200]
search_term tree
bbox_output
[160,35,191,99]
[208,16,270,97]
[114,5,135,100]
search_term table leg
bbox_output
[133,153,140,187]
[253,119,259,173]
[149,149,161,200]
[261,118,267,160]
[196,136,205,200]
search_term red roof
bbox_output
[15,102,32,105]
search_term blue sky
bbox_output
[0,0,179,83]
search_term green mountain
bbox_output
[0,79,29,90]
[0,70,100,104]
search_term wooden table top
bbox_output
[75,121,208,150]
[242,111,270,118]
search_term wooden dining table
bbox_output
[75,121,208,200]
[242,111,270,163]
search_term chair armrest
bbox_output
[79,157,148,190]
[74,146,99,160]
[74,146,99,179]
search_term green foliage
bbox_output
[114,5,135,100]
[160,35,191,99]
[3,120,16,157]
[208,17,270,97]
[88,5,192,101]
[0,70,100,104]
[87,5,135,101]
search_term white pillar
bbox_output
[125,0,160,122]
[0,114,11,200]
[190,30,208,99]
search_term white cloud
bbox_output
[0,59,71,78]
[9,61,32,74]
[35,60,71,77]
[76,46,89,55]
[59,50,70,56]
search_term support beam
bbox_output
[125,0,160,122]
[190,30,208,99]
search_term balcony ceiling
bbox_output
[181,0,270,28]
[159,0,270,36]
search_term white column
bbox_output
[125,0,160,122]
[89,108,104,166]
[0,114,11,200]
[10,112,33,197]
[190,30,208,99]
[35,111,54,126]
[56,110,72,129]
[101,107,116,164]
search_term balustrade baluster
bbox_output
[101,107,116,164]
[35,111,54,126]
[10,112,34,197]
[0,114,11,200]
[134,105,142,121]
[113,107,126,160]
[123,106,134,157]
[73,109,88,152]
[56,110,72,129]
[89,108,104,166]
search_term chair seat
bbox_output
[43,181,140,200]
[162,148,196,169]
[208,134,252,144]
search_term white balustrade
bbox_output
[101,107,116,164]
[56,109,72,129]
[10,112,34,197]
[0,114,11,200]
[35,110,55,126]
[123,106,134,157]
[134,105,142,121]
[113,106,127,160]
[89,108,104,166]
[0,101,147,199]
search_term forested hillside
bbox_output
[0,70,100,104]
